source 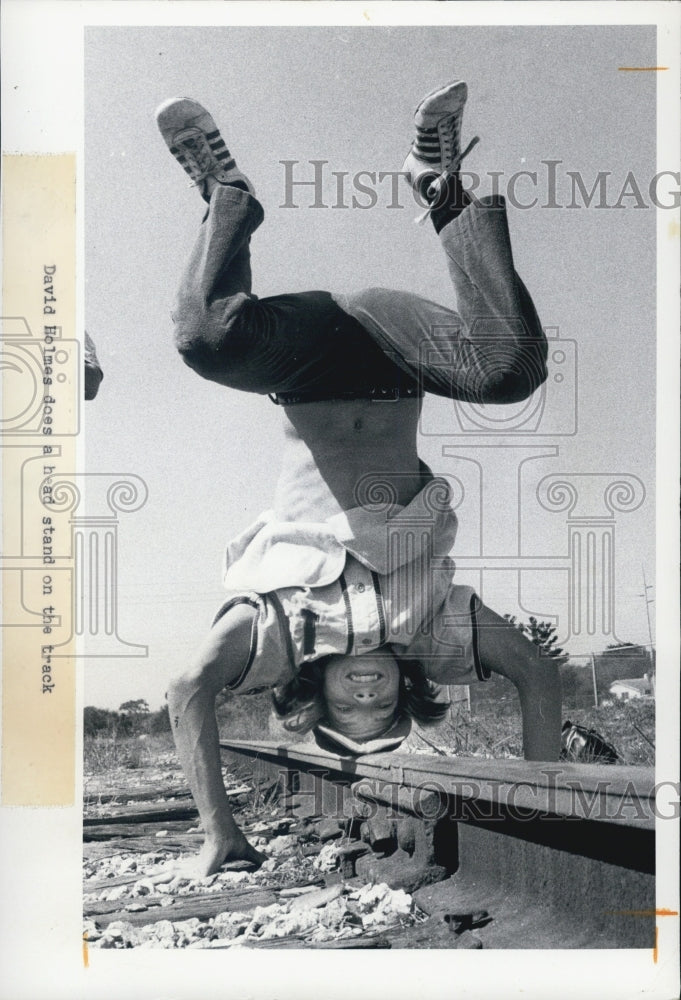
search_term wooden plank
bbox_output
[88,888,278,928]
[221,935,311,949]
[225,934,392,949]
[84,859,259,894]
[84,806,198,827]
[84,872,150,892]
[84,787,247,827]
[83,786,192,805]
[84,820,200,841]
[83,835,202,855]
[311,935,391,949]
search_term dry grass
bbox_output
[420,694,655,765]
[83,732,175,775]
[83,693,655,781]
[415,705,522,759]
[559,700,655,766]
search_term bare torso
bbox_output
[272,397,427,521]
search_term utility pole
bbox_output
[639,565,655,671]
[448,685,471,718]
[590,652,599,707]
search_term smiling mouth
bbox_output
[348,672,381,682]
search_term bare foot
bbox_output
[183,833,266,878]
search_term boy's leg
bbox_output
[166,602,265,876]
[336,81,548,404]
[172,189,404,394]
[157,98,271,385]
[158,98,404,397]
[157,96,263,359]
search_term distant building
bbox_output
[595,644,654,692]
[609,674,655,701]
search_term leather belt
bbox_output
[270,385,423,405]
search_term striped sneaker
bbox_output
[402,81,479,207]
[155,98,254,201]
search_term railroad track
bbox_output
[220,739,658,950]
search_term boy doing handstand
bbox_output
[157,81,562,876]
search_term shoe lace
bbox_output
[177,132,219,186]
[414,134,480,225]
[428,135,480,200]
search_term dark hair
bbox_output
[271,656,450,736]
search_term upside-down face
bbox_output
[321,652,400,740]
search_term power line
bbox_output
[638,565,655,669]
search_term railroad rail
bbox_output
[220,739,657,949]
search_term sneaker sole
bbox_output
[414,80,468,128]
[155,97,221,145]
[155,97,254,195]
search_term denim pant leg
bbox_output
[171,185,265,386]
[171,185,407,395]
[334,195,547,403]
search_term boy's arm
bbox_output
[490,654,562,761]
[475,605,562,761]
[499,657,562,761]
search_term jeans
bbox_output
[172,186,547,403]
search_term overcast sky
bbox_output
[84,23,658,709]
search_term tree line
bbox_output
[84,699,171,737]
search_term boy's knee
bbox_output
[343,287,395,317]
[173,331,216,379]
[171,293,257,384]
[171,302,217,368]
[479,364,546,403]
[171,297,206,359]
[473,341,548,403]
